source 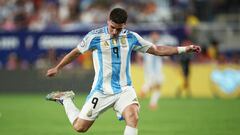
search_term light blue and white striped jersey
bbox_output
[77,26,153,95]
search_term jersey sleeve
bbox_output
[77,32,97,53]
[131,32,154,53]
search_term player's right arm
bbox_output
[46,48,80,77]
[46,31,98,77]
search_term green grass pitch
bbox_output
[0,94,240,135]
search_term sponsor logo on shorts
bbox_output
[87,110,92,117]
[132,98,138,102]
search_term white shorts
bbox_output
[144,73,164,85]
[78,86,139,121]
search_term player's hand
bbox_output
[186,45,201,53]
[46,67,59,77]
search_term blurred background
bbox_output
[0,0,239,98]
[0,0,240,135]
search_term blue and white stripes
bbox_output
[77,26,153,95]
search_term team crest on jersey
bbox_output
[121,35,127,48]
[112,38,117,46]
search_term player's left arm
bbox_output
[146,44,201,56]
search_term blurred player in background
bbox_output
[139,32,163,110]
[45,8,201,135]
[176,39,193,98]
[139,31,178,110]
[207,39,220,62]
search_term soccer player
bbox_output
[176,40,194,98]
[139,31,178,110]
[45,8,201,135]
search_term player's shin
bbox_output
[63,98,80,124]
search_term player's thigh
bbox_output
[78,91,117,121]
[114,86,140,118]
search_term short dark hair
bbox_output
[109,8,128,24]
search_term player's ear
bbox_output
[107,19,111,25]
[121,22,126,26]
[123,23,127,28]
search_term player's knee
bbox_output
[125,109,139,126]
[73,124,88,133]
[126,112,139,127]
[130,111,139,122]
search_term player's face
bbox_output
[107,20,126,37]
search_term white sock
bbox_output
[62,98,80,125]
[124,126,138,135]
[150,90,160,106]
